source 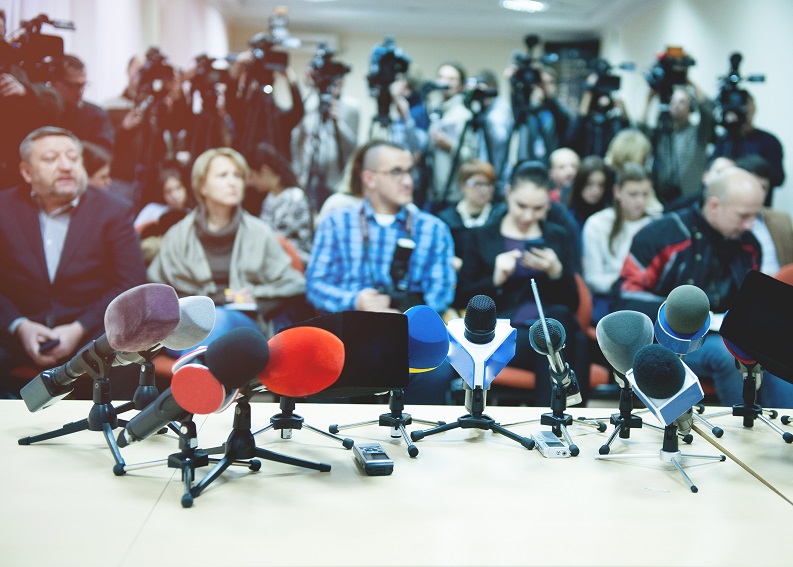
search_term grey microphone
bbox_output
[655,285,711,356]
[596,310,654,388]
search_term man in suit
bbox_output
[0,126,146,396]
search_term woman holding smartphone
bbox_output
[455,160,586,405]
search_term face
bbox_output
[581,170,607,205]
[614,179,652,221]
[461,173,494,209]
[706,172,764,240]
[20,135,86,207]
[437,65,463,99]
[53,67,87,107]
[745,96,756,127]
[506,181,549,232]
[362,147,414,214]
[198,155,245,209]
[250,164,280,193]
[89,164,112,189]
[669,89,691,122]
[549,151,579,188]
[163,176,188,209]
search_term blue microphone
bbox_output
[404,305,450,373]
[655,285,711,356]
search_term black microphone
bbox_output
[595,310,654,388]
[117,328,269,447]
[529,318,582,406]
[20,284,180,412]
[464,294,496,344]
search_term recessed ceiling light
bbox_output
[500,0,546,13]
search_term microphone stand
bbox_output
[410,383,536,451]
[254,396,355,449]
[192,394,332,501]
[596,421,725,493]
[328,387,445,457]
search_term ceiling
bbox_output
[211,0,655,41]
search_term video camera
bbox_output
[367,35,410,125]
[191,54,231,101]
[510,34,559,113]
[644,46,694,102]
[715,52,765,135]
[463,76,498,113]
[137,47,176,103]
[246,7,300,85]
[308,42,351,120]
[0,13,75,82]
[585,57,634,114]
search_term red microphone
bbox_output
[258,327,345,397]
[171,363,239,415]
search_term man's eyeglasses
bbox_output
[367,167,417,180]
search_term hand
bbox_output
[529,83,546,107]
[493,250,521,287]
[431,129,453,153]
[121,108,143,130]
[0,74,26,97]
[16,320,61,367]
[521,247,562,280]
[48,322,86,361]
[355,288,397,313]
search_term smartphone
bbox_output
[524,237,546,251]
[39,338,60,353]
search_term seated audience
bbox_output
[581,163,655,323]
[565,155,614,233]
[82,141,113,189]
[548,147,580,202]
[147,147,307,351]
[455,160,589,406]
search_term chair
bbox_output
[489,274,610,402]
[773,263,793,285]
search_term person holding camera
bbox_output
[568,68,630,160]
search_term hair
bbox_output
[19,126,83,162]
[459,159,496,186]
[249,143,299,189]
[349,140,408,198]
[509,159,552,190]
[81,141,112,177]
[605,128,652,173]
[608,162,649,254]
[567,155,613,210]
[437,61,467,84]
[735,154,771,181]
[190,147,249,204]
[54,54,85,81]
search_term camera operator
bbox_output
[50,54,114,153]
[0,10,63,190]
[713,90,784,207]
[291,46,359,212]
[568,60,630,159]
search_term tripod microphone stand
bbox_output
[329,388,445,457]
[191,394,332,501]
[254,395,354,449]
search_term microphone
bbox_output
[655,285,711,356]
[118,327,270,446]
[446,295,516,411]
[595,310,654,388]
[528,318,582,406]
[258,327,345,398]
[404,305,449,373]
[626,344,704,429]
[20,284,180,412]
[113,295,216,365]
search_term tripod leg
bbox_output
[101,422,127,475]
[397,423,419,458]
[302,423,354,449]
[599,423,623,455]
[693,413,724,438]
[756,414,793,443]
[254,447,331,472]
[670,456,698,493]
[182,464,195,508]
[558,424,579,457]
[191,452,236,498]
[410,421,460,441]
[18,419,89,445]
[490,423,535,450]
[328,419,378,434]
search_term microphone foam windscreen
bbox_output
[105,283,180,352]
[404,305,449,372]
[259,327,345,397]
[530,318,565,352]
[204,327,270,390]
[171,363,228,414]
[161,296,216,350]
[596,311,654,375]
[665,285,710,334]
[633,344,686,399]
[464,295,496,344]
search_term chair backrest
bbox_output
[773,263,793,286]
[275,234,305,274]
[573,273,593,335]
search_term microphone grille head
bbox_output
[633,344,686,399]
[529,318,566,352]
[204,327,270,390]
[666,285,710,334]
[596,311,654,375]
[464,295,496,344]
[105,283,180,351]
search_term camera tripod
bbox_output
[596,421,725,493]
[410,384,536,451]
[328,388,445,457]
[700,362,792,443]
[253,396,354,449]
[190,396,332,502]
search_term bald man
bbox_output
[615,167,793,408]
